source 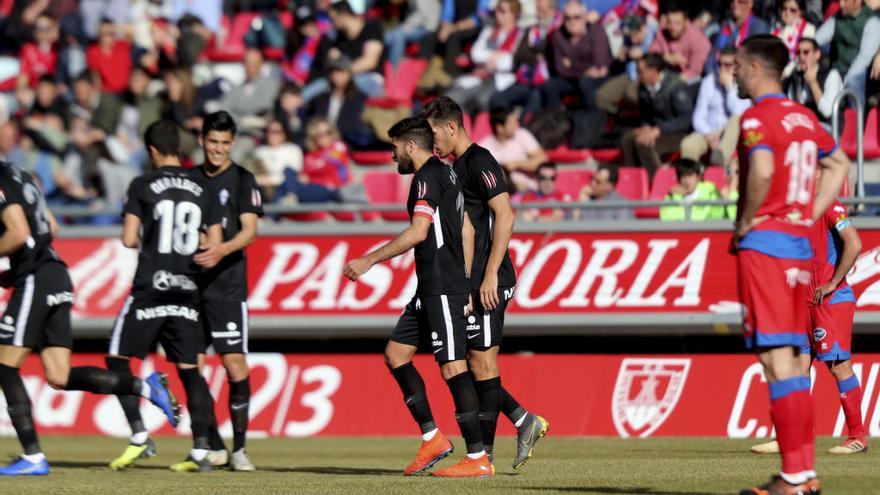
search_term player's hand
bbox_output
[194,243,226,268]
[480,272,500,311]
[343,257,372,281]
[466,293,474,316]
[813,282,836,305]
[731,221,752,252]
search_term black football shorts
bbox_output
[0,261,73,350]
[390,293,469,362]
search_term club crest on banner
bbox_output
[612,358,691,438]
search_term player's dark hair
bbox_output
[741,34,790,78]
[73,70,93,85]
[664,3,687,16]
[537,162,557,176]
[329,0,355,16]
[202,110,237,137]
[640,53,666,72]
[719,46,737,58]
[144,120,181,158]
[598,164,618,186]
[37,74,55,85]
[674,158,703,180]
[490,106,515,133]
[798,37,820,53]
[421,96,465,128]
[387,117,434,152]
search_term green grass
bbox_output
[0,436,876,494]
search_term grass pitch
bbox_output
[0,436,876,494]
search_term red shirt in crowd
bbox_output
[19,43,57,87]
[303,141,352,189]
[520,190,571,217]
[86,40,132,93]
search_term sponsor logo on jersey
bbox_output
[152,271,197,291]
[781,112,815,133]
[23,183,39,204]
[742,118,762,130]
[149,177,203,196]
[135,305,199,322]
[813,327,827,342]
[219,189,230,206]
[46,291,74,306]
[466,314,480,331]
[742,130,764,148]
[416,181,427,199]
[784,268,811,289]
[251,189,262,208]
[430,331,443,347]
[481,171,497,189]
[612,358,690,438]
[504,287,515,301]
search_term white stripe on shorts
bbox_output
[109,296,134,356]
[241,301,249,354]
[483,312,491,348]
[12,275,35,347]
[440,295,454,361]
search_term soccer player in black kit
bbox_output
[104,120,224,472]
[0,140,179,476]
[345,117,492,477]
[424,96,548,469]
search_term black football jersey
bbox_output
[452,144,517,290]
[406,157,469,296]
[0,163,63,287]
[123,166,222,301]
[194,164,264,301]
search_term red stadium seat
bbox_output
[703,166,728,192]
[637,166,677,218]
[589,148,622,163]
[840,108,858,159]
[555,168,593,199]
[462,112,473,137]
[546,146,592,164]
[205,13,255,62]
[351,150,393,166]
[472,112,492,142]
[363,170,408,221]
[367,59,428,108]
[616,167,649,200]
[862,108,880,159]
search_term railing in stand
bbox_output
[832,88,865,204]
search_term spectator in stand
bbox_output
[595,15,655,115]
[0,120,25,165]
[275,84,308,147]
[304,0,385,102]
[659,158,726,221]
[648,5,711,84]
[680,46,750,167]
[308,55,375,150]
[598,0,659,60]
[254,119,304,201]
[71,71,122,136]
[0,0,51,52]
[384,0,440,70]
[784,38,843,131]
[771,0,816,71]
[218,48,281,133]
[488,0,561,118]
[29,75,69,126]
[817,0,880,102]
[479,106,549,193]
[575,165,634,221]
[445,0,524,115]
[117,65,162,171]
[283,5,324,87]
[276,117,351,204]
[86,18,132,95]
[621,53,693,178]
[542,0,613,112]
[170,0,222,34]
[519,162,570,222]
[17,12,58,89]
[705,0,770,73]
[436,0,491,78]
[55,20,88,92]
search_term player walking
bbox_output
[0,157,179,476]
[733,35,850,495]
[345,117,492,477]
[105,120,224,472]
[423,96,548,469]
[751,199,866,456]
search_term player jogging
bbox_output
[104,120,224,472]
[423,96,548,469]
[0,159,178,476]
[733,35,850,495]
[751,198,866,456]
[345,117,492,477]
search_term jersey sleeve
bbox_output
[739,110,774,158]
[826,201,852,232]
[202,183,223,230]
[814,124,838,159]
[471,151,508,201]
[238,171,264,217]
[412,170,444,221]
[0,175,24,212]
[122,178,143,219]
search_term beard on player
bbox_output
[393,142,415,175]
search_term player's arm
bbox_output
[344,215,432,281]
[462,211,475,279]
[733,149,774,248]
[121,213,142,249]
[0,205,32,256]
[194,212,258,268]
[481,192,515,310]
[814,220,862,304]
[814,148,851,221]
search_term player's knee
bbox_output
[45,370,69,390]
[440,360,468,381]
[466,353,497,380]
[223,355,249,381]
[829,360,855,380]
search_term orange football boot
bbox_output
[403,431,454,476]
[431,453,493,478]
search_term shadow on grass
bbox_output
[50,461,168,471]
[522,487,724,495]
[259,466,403,476]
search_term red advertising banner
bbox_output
[4,353,880,438]
[5,230,880,319]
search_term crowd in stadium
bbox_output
[0,0,874,224]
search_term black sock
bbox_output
[474,376,501,452]
[390,362,436,434]
[208,413,226,451]
[501,386,528,426]
[229,377,250,452]
[178,367,211,450]
[105,357,146,435]
[445,371,484,454]
[0,364,40,455]
[66,366,140,395]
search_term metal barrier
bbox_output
[832,87,866,200]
